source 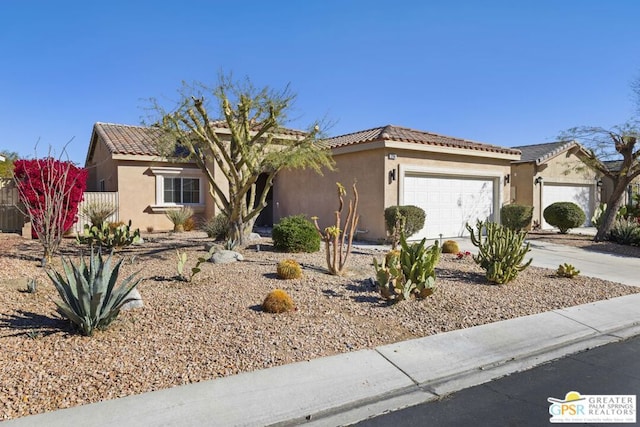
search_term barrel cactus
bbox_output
[276,259,302,279]
[441,240,460,254]
[262,289,295,313]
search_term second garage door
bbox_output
[542,183,593,229]
[403,175,495,240]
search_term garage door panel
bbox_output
[403,175,495,240]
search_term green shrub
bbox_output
[272,215,320,253]
[501,204,533,231]
[46,249,143,336]
[543,202,586,234]
[384,205,426,247]
[203,213,229,240]
[466,220,532,284]
[609,218,640,245]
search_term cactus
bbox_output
[441,240,460,254]
[176,246,217,282]
[312,181,359,276]
[262,289,295,313]
[46,248,143,336]
[78,220,141,250]
[373,234,441,302]
[557,263,580,278]
[466,220,532,285]
[276,259,303,279]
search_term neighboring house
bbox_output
[275,125,520,241]
[85,122,302,232]
[510,141,600,229]
[601,160,640,207]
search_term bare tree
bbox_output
[150,75,334,245]
[560,122,640,241]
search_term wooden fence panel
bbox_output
[0,180,24,233]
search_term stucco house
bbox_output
[510,141,601,229]
[275,125,520,241]
[85,122,308,232]
[86,122,521,240]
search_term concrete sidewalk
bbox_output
[5,234,640,427]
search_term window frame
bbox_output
[149,167,205,212]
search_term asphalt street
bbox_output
[355,334,640,427]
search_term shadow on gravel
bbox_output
[346,280,389,306]
[436,267,489,285]
[0,310,72,337]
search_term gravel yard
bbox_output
[0,231,638,420]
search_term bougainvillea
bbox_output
[13,158,87,256]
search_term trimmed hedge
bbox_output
[543,202,585,234]
[501,204,533,231]
[384,205,426,239]
[272,215,320,253]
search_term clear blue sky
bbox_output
[2,0,640,164]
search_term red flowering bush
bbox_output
[14,158,87,260]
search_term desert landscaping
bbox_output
[0,230,638,420]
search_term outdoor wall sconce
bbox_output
[535,176,543,185]
[388,153,397,160]
[596,179,603,188]
[504,174,510,184]
[389,169,396,182]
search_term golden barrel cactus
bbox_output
[262,289,295,313]
[442,240,460,254]
[276,259,302,279]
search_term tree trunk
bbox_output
[595,183,627,241]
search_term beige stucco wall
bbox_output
[511,147,599,227]
[85,136,118,192]
[275,146,514,241]
[274,148,385,240]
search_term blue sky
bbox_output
[1,1,640,164]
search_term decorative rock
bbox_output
[121,288,143,310]
[210,250,244,264]
[246,233,262,244]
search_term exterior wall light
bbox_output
[535,176,543,185]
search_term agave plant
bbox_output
[46,249,143,336]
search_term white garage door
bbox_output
[542,183,592,229]
[403,175,495,240]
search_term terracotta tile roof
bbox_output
[94,122,167,156]
[321,125,521,155]
[93,122,308,157]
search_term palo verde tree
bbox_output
[150,75,334,245]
